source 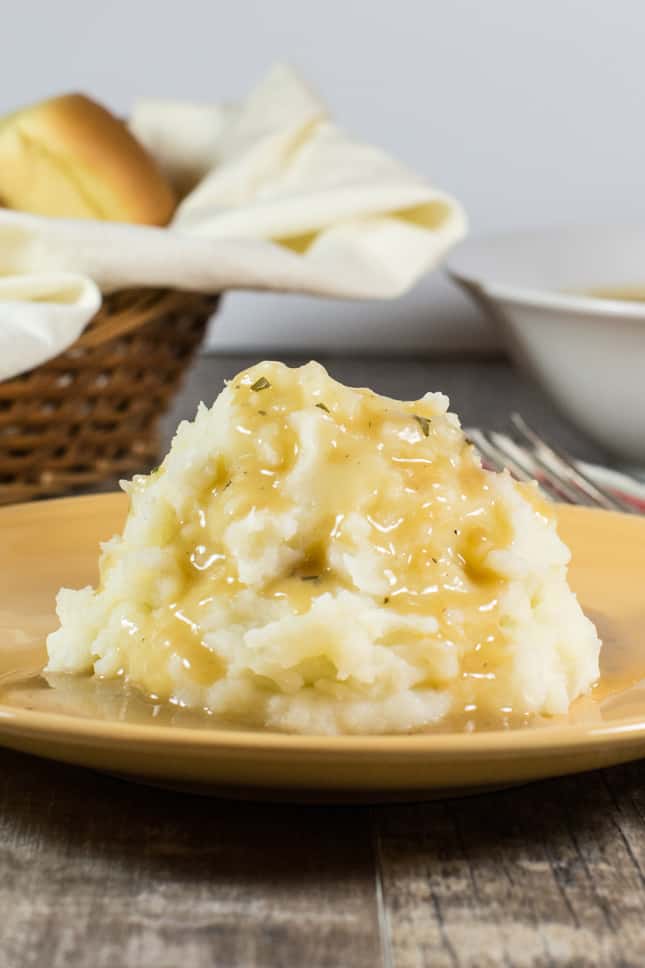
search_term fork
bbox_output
[468,413,641,514]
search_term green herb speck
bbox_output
[315,402,330,412]
[413,415,431,437]
[251,376,271,392]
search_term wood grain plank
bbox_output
[0,750,383,968]
[375,766,645,968]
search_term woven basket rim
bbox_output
[0,288,219,504]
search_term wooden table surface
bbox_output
[3,355,645,968]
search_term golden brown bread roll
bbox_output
[0,93,176,225]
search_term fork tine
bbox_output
[510,413,635,514]
[489,431,587,504]
[468,429,565,502]
[466,429,507,473]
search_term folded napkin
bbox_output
[0,64,466,381]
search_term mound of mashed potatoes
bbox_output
[46,361,601,734]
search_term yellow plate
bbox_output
[1,492,644,802]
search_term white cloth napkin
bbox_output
[0,64,466,381]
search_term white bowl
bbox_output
[446,226,645,463]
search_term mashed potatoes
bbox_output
[46,361,601,734]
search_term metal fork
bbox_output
[468,414,639,514]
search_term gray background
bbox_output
[5,0,643,353]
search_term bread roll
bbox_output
[0,93,176,225]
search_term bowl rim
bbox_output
[448,275,645,317]
[445,225,645,318]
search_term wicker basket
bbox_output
[0,288,219,506]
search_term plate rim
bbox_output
[1,493,645,762]
[1,699,645,758]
